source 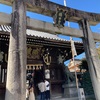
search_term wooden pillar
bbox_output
[5,1,27,100]
[79,19,100,100]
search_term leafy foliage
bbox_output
[79,58,88,71]
[79,58,95,96]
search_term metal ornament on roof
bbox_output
[53,8,67,28]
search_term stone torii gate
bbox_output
[0,0,100,100]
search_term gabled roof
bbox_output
[0,25,84,60]
[27,29,67,41]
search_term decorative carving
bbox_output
[43,53,51,66]
[43,48,51,65]
[57,49,68,64]
[27,46,42,59]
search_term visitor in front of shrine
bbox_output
[28,78,35,100]
[45,80,50,100]
[26,81,29,100]
[38,80,46,100]
[26,71,35,100]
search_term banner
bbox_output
[64,0,67,6]
[70,37,77,57]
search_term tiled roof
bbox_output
[0,25,67,41]
[26,29,67,41]
[0,25,11,32]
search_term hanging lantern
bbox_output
[53,8,66,28]
[45,69,50,79]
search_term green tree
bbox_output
[80,58,88,72]
[79,58,95,96]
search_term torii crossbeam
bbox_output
[0,0,100,25]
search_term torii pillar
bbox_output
[5,1,27,100]
[79,19,100,100]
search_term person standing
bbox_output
[26,81,29,100]
[45,80,50,100]
[29,86,35,100]
[38,80,46,100]
[29,71,35,100]
[26,71,35,100]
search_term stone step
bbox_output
[51,95,95,100]
[51,96,79,100]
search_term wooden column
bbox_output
[79,19,100,100]
[5,1,27,100]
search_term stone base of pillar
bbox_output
[0,93,5,100]
[62,82,79,98]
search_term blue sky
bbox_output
[0,0,100,63]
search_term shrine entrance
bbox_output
[26,64,44,96]
[0,29,84,99]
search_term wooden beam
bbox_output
[27,17,100,41]
[93,33,100,42]
[0,12,100,41]
[0,0,12,6]
[0,12,11,25]
[27,17,83,37]
[0,0,100,25]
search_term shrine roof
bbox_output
[27,29,67,41]
[0,25,82,43]
[0,25,84,58]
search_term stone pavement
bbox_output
[35,93,95,100]
[51,96,79,100]
[50,95,95,100]
[36,94,79,100]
